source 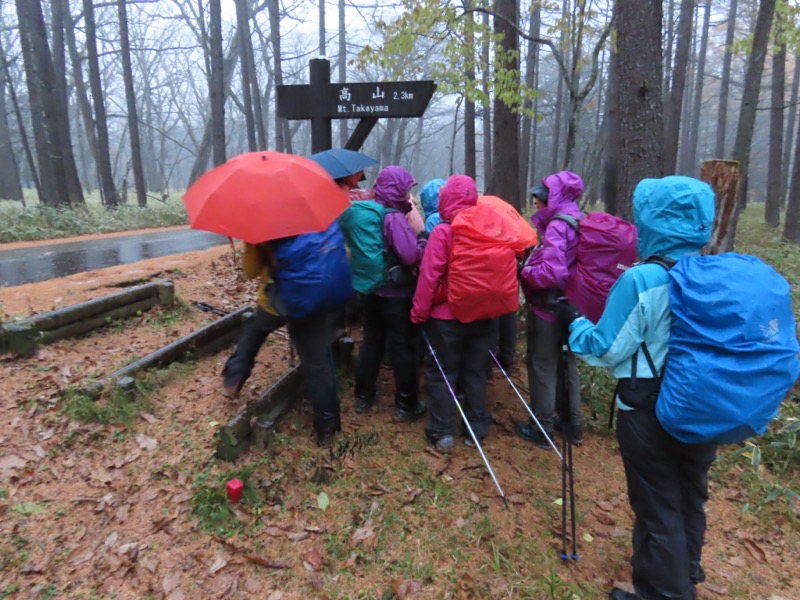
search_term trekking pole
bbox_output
[422,331,509,509]
[489,350,562,460]
[556,338,579,561]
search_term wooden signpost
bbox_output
[277,58,436,153]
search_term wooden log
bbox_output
[38,297,160,343]
[26,278,174,330]
[216,364,303,461]
[701,159,741,255]
[80,306,252,397]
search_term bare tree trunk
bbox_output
[518,5,540,196]
[319,0,326,56]
[489,0,519,209]
[663,0,694,174]
[784,109,800,243]
[781,54,800,208]
[765,38,786,227]
[602,43,619,215]
[187,40,241,185]
[701,159,740,254]
[464,1,476,178]
[268,0,287,153]
[0,50,23,202]
[15,0,82,206]
[724,0,776,252]
[50,0,84,205]
[118,0,147,207]
[209,0,226,166]
[82,0,120,208]
[337,0,347,147]
[235,0,256,152]
[663,0,675,96]
[615,0,664,221]
[0,36,39,200]
[481,11,492,188]
[715,0,738,157]
[681,0,710,175]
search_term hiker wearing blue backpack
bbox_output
[559,175,799,600]
[518,171,585,447]
[420,178,446,233]
[559,176,719,600]
[353,166,428,421]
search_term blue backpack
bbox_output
[270,221,353,318]
[647,253,799,444]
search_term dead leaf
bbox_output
[288,532,310,542]
[0,455,27,477]
[303,548,323,571]
[469,492,480,504]
[351,526,375,543]
[36,428,56,441]
[706,584,730,596]
[595,500,614,511]
[162,572,181,593]
[742,538,768,563]
[394,578,424,599]
[267,591,284,600]
[726,556,746,568]
[140,412,159,424]
[205,572,237,597]
[135,434,158,451]
[114,504,130,523]
[455,517,466,529]
[507,495,525,505]
[209,554,228,575]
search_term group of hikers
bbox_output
[214,158,799,600]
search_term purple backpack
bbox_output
[554,212,638,323]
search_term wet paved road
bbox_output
[0,229,227,287]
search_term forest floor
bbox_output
[0,230,797,600]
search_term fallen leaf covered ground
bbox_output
[0,230,797,599]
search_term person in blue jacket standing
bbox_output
[420,178,446,233]
[555,176,717,600]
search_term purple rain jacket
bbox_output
[373,166,426,297]
[520,170,584,321]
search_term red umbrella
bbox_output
[182,151,349,244]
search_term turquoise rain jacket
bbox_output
[567,177,715,403]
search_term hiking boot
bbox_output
[222,373,246,398]
[432,435,454,454]
[354,394,376,414]
[553,415,583,446]
[516,421,555,448]
[608,587,640,600]
[316,430,337,448]
[392,400,427,423]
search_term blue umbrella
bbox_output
[309,148,379,180]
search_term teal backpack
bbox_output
[338,201,389,294]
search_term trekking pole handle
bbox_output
[422,330,509,509]
[489,350,562,460]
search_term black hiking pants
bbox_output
[288,310,341,434]
[354,295,419,409]
[424,317,495,441]
[223,307,286,382]
[616,407,716,600]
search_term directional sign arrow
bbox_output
[278,80,436,120]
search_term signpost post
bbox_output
[277,58,436,153]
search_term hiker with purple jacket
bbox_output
[354,166,428,422]
[518,170,585,446]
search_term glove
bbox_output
[552,297,582,331]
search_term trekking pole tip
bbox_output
[559,553,570,561]
[501,495,510,510]
[571,553,580,561]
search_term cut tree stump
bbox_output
[701,159,740,255]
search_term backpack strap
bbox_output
[552,213,580,233]
[643,254,677,270]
